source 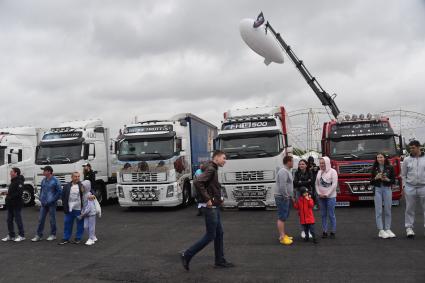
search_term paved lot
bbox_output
[0,200,424,283]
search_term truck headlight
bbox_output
[166,185,174,197]
[117,186,124,198]
[122,174,132,182]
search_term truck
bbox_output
[321,114,403,206]
[116,113,217,208]
[34,119,117,205]
[0,127,45,207]
[215,106,292,209]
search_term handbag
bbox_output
[94,198,102,218]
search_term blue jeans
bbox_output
[36,205,57,237]
[184,207,225,264]
[7,206,25,237]
[374,186,392,230]
[63,210,84,241]
[319,197,336,233]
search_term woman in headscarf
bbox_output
[315,156,338,239]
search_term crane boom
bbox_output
[263,20,341,118]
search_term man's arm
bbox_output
[54,179,62,202]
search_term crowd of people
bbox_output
[2,164,101,245]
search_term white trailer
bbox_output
[0,127,45,207]
[216,106,292,209]
[34,119,117,205]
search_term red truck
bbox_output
[321,114,403,206]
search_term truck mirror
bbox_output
[88,143,95,160]
[114,141,119,154]
[398,135,404,155]
[213,138,219,150]
[18,149,23,162]
[7,154,11,164]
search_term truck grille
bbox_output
[130,172,166,183]
[130,186,160,201]
[36,174,71,186]
[232,185,267,202]
[338,163,373,174]
[225,171,274,182]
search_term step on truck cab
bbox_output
[116,113,217,208]
[322,114,403,206]
[34,119,117,205]
[215,106,292,209]
[0,127,45,207]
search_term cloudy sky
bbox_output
[1,0,424,144]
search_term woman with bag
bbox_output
[370,153,396,239]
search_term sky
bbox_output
[1,0,425,145]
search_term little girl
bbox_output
[79,180,97,246]
[293,187,318,244]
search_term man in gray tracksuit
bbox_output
[401,140,425,238]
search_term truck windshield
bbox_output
[35,144,82,164]
[0,148,4,166]
[330,137,397,160]
[219,134,280,159]
[118,138,174,161]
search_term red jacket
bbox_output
[293,196,315,224]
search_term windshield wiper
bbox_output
[343,153,359,159]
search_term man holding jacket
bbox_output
[32,166,62,242]
[180,150,234,271]
[2,168,25,242]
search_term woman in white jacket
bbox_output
[315,156,338,239]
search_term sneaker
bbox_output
[2,235,15,242]
[301,231,306,239]
[180,252,190,271]
[280,236,293,245]
[58,240,70,245]
[46,235,56,241]
[385,230,396,238]
[330,232,336,239]
[406,227,415,238]
[378,230,389,239]
[215,261,235,268]
[31,235,42,242]
[93,236,98,242]
[14,236,25,242]
[313,204,319,211]
[322,232,328,239]
[85,239,95,246]
[73,239,81,244]
[285,234,293,240]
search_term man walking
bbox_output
[59,171,84,244]
[2,168,25,242]
[32,166,62,242]
[402,140,425,238]
[180,150,234,270]
[275,155,294,245]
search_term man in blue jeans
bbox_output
[59,171,84,245]
[32,166,62,242]
[180,150,234,271]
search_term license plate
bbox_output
[138,201,152,206]
[239,201,264,207]
[335,201,350,207]
[359,196,374,201]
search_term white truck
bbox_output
[0,127,45,207]
[116,113,217,208]
[34,119,117,205]
[215,106,292,209]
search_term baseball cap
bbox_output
[82,163,91,167]
[41,165,53,173]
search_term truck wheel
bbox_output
[94,182,107,205]
[22,185,35,207]
[181,182,191,207]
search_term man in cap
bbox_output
[31,166,62,242]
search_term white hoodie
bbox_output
[315,156,338,198]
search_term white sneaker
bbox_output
[14,236,26,242]
[85,239,95,246]
[2,235,15,242]
[406,227,415,238]
[31,235,42,242]
[46,235,56,241]
[93,236,98,242]
[301,231,306,239]
[378,230,389,239]
[385,230,396,238]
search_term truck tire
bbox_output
[94,182,107,205]
[181,181,191,207]
[22,185,35,207]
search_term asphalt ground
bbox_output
[0,200,424,283]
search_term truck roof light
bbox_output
[344,115,351,121]
[351,114,358,121]
[359,114,365,120]
[366,113,373,120]
[337,115,344,123]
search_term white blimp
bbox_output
[239,18,284,65]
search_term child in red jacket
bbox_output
[293,187,318,243]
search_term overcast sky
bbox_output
[1,0,424,144]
